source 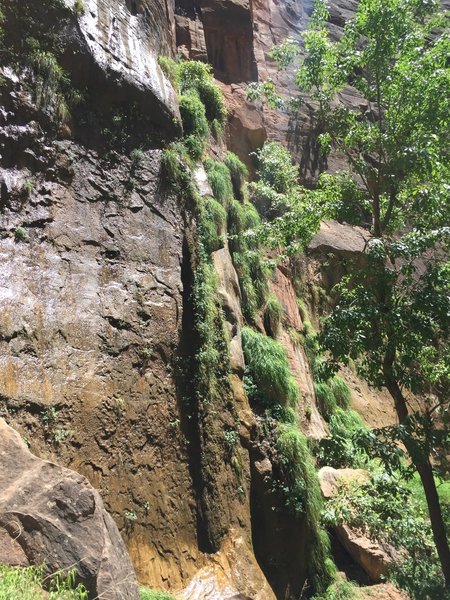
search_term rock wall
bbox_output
[0,0,406,598]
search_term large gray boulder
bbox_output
[0,418,139,599]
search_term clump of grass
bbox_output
[264,293,283,337]
[157,56,179,89]
[276,423,334,594]
[140,588,177,600]
[314,382,337,421]
[314,376,352,421]
[224,151,248,200]
[161,142,196,202]
[0,565,88,599]
[315,407,369,469]
[228,199,269,322]
[178,61,227,124]
[14,226,29,242]
[311,574,360,600]
[330,376,351,409]
[198,196,226,254]
[179,92,209,139]
[204,158,233,206]
[73,0,85,16]
[242,326,299,407]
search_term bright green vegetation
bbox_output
[0,565,88,599]
[139,588,177,600]
[252,0,450,588]
[228,199,269,322]
[159,57,226,157]
[248,142,323,255]
[198,196,227,254]
[204,158,234,206]
[314,376,351,421]
[311,574,360,600]
[224,152,248,200]
[264,293,283,337]
[242,326,299,408]
[323,472,449,599]
[276,423,334,593]
[314,407,370,470]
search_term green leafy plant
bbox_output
[179,92,209,139]
[253,0,450,580]
[224,151,248,200]
[198,196,226,254]
[264,294,283,337]
[14,226,29,242]
[73,0,85,16]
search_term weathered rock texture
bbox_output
[0,418,140,599]
[0,64,202,588]
[0,0,415,598]
[64,0,180,137]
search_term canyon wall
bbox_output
[0,0,401,598]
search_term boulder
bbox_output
[0,418,139,599]
[181,532,277,600]
[319,467,399,582]
[319,466,369,499]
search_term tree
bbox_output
[256,0,450,585]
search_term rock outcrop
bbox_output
[0,418,140,599]
[319,468,399,582]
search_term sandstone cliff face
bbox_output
[0,0,406,598]
[0,0,202,589]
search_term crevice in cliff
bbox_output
[177,231,212,553]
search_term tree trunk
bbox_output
[383,366,450,586]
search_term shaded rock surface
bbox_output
[0,418,139,599]
[0,75,201,589]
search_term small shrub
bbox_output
[161,144,196,200]
[157,55,179,89]
[198,196,226,254]
[204,159,233,205]
[264,294,283,337]
[224,429,239,454]
[315,407,369,468]
[183,134,204,161]
[23,178,35,196]
[276,423,333,593]
[330,376,351,409]
[253,141,298,194]
[314,382,337,420]
[74,0,85,16]
[179,92,209,139]
[242,327,299,407]
[130,148,145,167]
[228,199,268,322]
[14,226,29,242]
[178,61,226,124]
[267,404,297,424]
[0,565,88,599]
[224,151,248,199]
[312,575,360,600]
